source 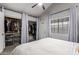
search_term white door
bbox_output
[0,11,5,53]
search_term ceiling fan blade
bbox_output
[42,5,45,10]
[32,4,38,8]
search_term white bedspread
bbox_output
[11,38,79,55]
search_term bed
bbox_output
[11,38,79,55]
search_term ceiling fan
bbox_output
[32,3,45,10]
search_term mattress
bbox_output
[11,38,79,55]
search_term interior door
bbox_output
[0,11,5,53]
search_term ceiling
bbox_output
[0,3,52,17]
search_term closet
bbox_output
[5,17,21,46]
[28,21,36,42]
[28,16,37,42]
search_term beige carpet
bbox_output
[0,43,20,55]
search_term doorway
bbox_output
[4,17,21,46]
[28,21,36,42]
[1,17,22,54]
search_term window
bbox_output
[51,17,69,34]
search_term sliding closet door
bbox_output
[0,7,5,53]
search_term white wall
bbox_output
[38,3,78,40]
[4,9,22,19]
[28,16,37,22]
[38,15,49,39]
[4,9,37,21]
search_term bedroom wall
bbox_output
[38,15,49,39]
[28,15,37,22]
[4,9,37,21]
[38,3,78,40]
[4,9,22,19]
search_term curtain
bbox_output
[21,13,28,44]
[48,15,52,37]
[68,6,78,42]
[36,18,39,40]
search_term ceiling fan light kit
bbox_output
[32,3,45,10]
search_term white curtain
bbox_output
[2,6,5,49]
[48,15,52,37]
[0,6,5,52]
[21,13,28,44]
[36,18,39,40]
[68,6,78,42]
